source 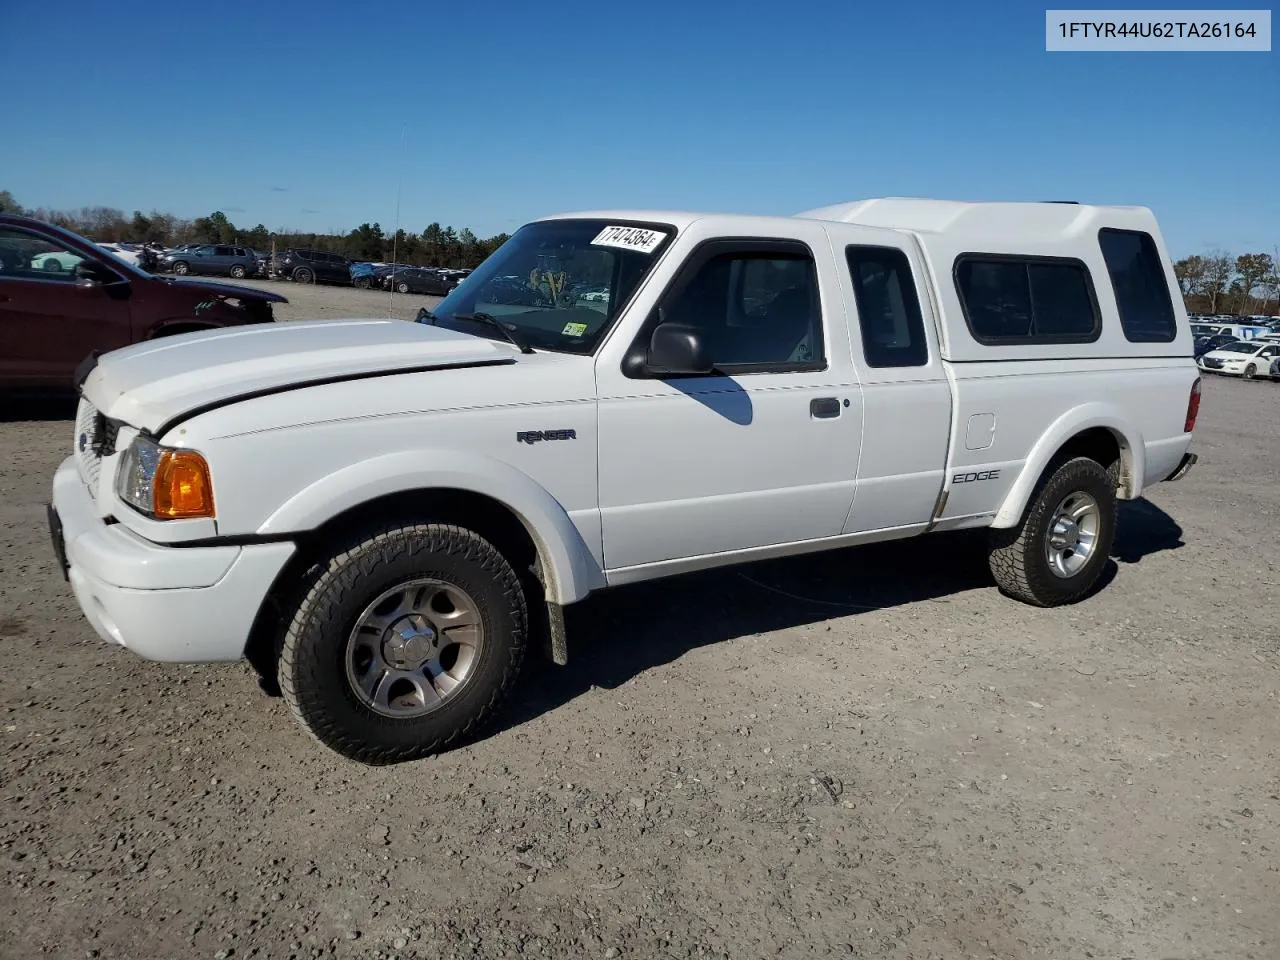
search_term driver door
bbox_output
[594,220,864,577]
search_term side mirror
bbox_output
[645,322,712,377]
[73,260,106,284]
[74,260,124,291]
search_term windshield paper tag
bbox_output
[591,225,666,254]
[562,321,588,336]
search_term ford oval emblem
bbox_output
[78,433,88,452]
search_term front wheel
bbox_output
[293,267,314,284]
[278,522,528,764]
[172,261,189,275]
[987,456,1117,607]
[396,281,410,294]
[1243,364,1257,380]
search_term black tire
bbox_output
[987,456,1117,607]
[1243,364,1257,380]
[293,267,314,284]
[396,280,411,294]
[172,260,189,275]
[229,264,246,279]
[278,522,528,765]
[354,277,370,289]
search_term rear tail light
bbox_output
[1184,378,1202,432]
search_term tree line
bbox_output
[0,191,511,270]
[1174,251,1278,316]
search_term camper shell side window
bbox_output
[952,254,1102,346]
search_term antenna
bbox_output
[388,122,408,317]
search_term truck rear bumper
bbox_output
[1163,451,1198,483]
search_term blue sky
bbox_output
[2,1,1275,256]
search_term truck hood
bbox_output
[81,319,520,433]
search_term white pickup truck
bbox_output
[49,198,1200,764]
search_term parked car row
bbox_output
[1196,333,1280,381]
[46,234,483,294]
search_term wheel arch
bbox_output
[255,450,607,606]
[991,405,1143,529]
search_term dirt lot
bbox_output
[2,307,1278,959]
[250,276,445,323]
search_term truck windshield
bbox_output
[425,219,674,354]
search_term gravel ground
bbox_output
[2,307,1278,959]
[250,276,444,323]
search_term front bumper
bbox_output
[49,456,295,662]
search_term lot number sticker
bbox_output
[591,225,667,254]
[561,321,588,336]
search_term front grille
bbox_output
[97,417,119,457]
[73,399,121,498]
[1200,357,1224,369]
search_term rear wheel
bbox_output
[229,264,246,279]
[278,522,528,764]
[987,457,1117,607]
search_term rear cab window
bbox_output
[1098,228,1177,343]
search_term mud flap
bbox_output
[545,601,568,665]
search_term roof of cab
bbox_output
[535,210,752,231]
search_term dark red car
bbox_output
[0,214,287,390]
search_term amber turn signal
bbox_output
[153,450,215,519]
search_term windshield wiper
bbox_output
[453,312,535,354]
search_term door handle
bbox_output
[810,397,840,419]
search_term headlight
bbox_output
[116,436,215,520]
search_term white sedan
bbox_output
[30,250,84,272]
[1197,340,1280,379]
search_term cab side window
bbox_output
[656,241,825,372]
[845,245,928,367]
[0,226,86,282]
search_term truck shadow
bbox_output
[0,392,79,422]
[1112,498,1185,564]
[495,498,1183,739]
